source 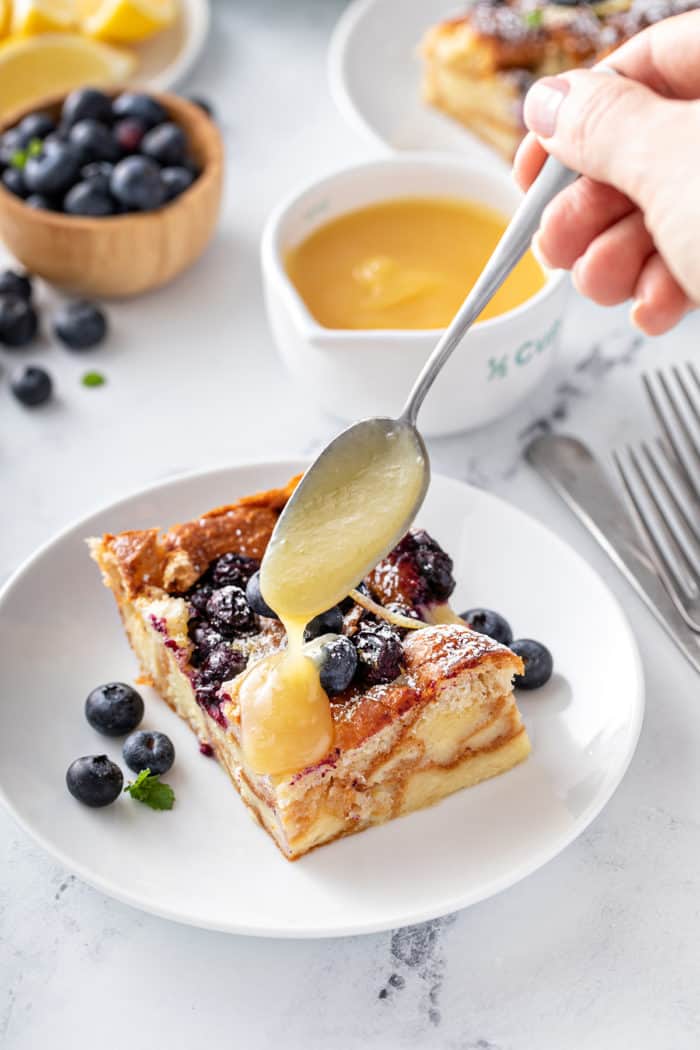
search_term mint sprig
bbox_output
[524,9,543,27]
[124,768,175,810]
[11,138,43,170]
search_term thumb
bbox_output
[523,70,680,210]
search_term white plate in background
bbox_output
[0,461,643,937]
[329,0,508,171]
[131,0,210,90]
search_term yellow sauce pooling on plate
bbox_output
[238,423,427,777]
[285,196,546,330]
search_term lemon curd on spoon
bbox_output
[237,422,427,776]
[285,196,545,331]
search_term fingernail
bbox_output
[523,77,569,138]
[531,231,553,270]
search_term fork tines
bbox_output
[614,363,700,632]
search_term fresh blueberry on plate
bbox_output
[0,269,32,300]
[62,87,114,129]
[140,122,187,167]
[0,295,38,347]
[510,639,553,690]
[319,636,358,695]
[66,755,123,807]
[69,118,121,164]
[10,365,52,406]
[53,300,108,349]
[110,155,166,211]
[111,92,167,129]
[64,181,116,217]
[461,607,513,646]
[245,570,278,619]
[304,605,345,641]
[85,682,144,736]
[24,140,81,196]
[123,730,175,776]
[161,165,194,201]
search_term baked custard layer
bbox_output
[90,482,530,859]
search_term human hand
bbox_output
[513,11,700,335]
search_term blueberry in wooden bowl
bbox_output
[0,87,223,298]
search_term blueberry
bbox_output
[353,623,403,686]
[187,583,214,616]
[188,96,214,118]
[461,608,513,647]
[210,552,259,589]
[64,181,116,217]
[112,92,168,129]
[25,193,55,210]
[319,636,357,695]
[16,112,56,146]
[245,571,278,619]
[161,165,195,201]
[123,730,175,776]
[69,119,121,164]
[110,155,166,211]
[140,121,187,167]
[10,365,52,406]
[24,140,81,196]
[510,639,553,690]
[412,531,455,601]
[205,585,256,636]
[85,681,144,736]
[113,117,145,153]
[304,606,344,642]
[80,160,114,194]
[200,643,247,684]
[2,167,27,198]
[66,755,123,807]
[53,300,108,349]
[0,295,38,347]
[0,269,31,300]
[189,622,225,661]
[0,128,22,166]
[62,87,113,128]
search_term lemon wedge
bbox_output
[0,34,136,117]
[79,0,176,43]
[11,0,77,35]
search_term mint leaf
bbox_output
[82,371,106,388]
[124,768,175,811]
[525,9,543,27]
[10,148,27,169]
[27,138,43,159]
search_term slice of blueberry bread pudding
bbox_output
[89,478,530,859]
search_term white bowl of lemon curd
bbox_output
[261,155,568,437]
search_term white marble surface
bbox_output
[2,2,700,1047]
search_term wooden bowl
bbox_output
[0,90,224,298]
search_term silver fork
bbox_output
[614,363,700,632]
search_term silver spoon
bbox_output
[263,152,579,613]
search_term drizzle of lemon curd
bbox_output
[237,423,427,777]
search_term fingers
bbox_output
[512,131,545,192]
[572,211,654,306]
[522,70,675,209]
[534,178,633,271]
[602,10,700,99]
[631,254,692,336]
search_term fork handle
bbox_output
[527,434,700,675]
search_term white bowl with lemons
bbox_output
[0,0,209,118]
[261,154,569,437]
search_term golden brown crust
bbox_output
[95,477,300,598]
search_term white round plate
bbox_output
[129,0,210,90]
[0,462,643,938]
[329,0,508,171]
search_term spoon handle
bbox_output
[401,153,578,426]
